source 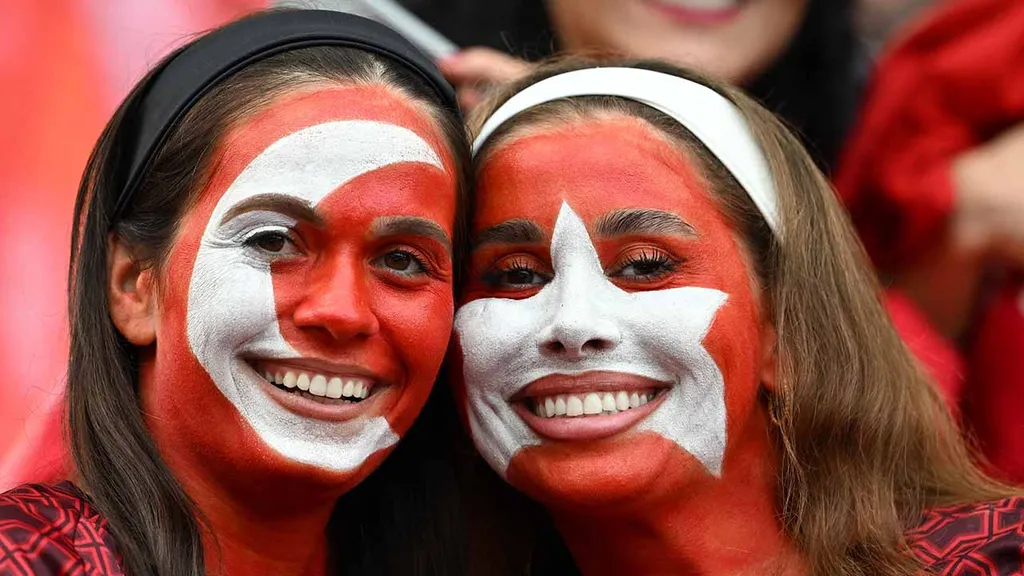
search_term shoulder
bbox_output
[907,497,1024,575]
[0,482,123,575]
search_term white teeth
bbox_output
[601,393,616,412]
[616,391,630,411]
[257,364,374,402]
[566,396,584,417]
[309,374,327,397]
[554,396,567,416]
[326,377,343,399]
[529,389,662,419]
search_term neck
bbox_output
[552,414,805,576]
[175,463,338,576]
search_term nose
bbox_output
[536,298,621,360]
[292,258,380,341]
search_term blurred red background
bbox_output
[0,0,266,490]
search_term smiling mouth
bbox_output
[527,388,665,419]
[248,359,378,405]
[646,0,744,24]
[512,372,672,441]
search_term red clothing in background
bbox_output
[836,0,1024,482]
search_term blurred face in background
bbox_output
[546,0,809,84]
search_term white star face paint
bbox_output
[186,119,442,472]
[455,202,728,476]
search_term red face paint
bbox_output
[139,86,457,572]
[456,119,793,573]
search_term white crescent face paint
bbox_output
[455,202,728,477]
[186,120,442,472]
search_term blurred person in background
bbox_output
[425,0,859,172]
[857,0,937,54]
[836,0,1024,484]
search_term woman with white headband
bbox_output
[451,60,1024,575]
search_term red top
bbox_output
[907,497,1024,575]
[0,483,123,575]
[1,483,1022,574]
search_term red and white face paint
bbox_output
[145,87,457,487]
[456,119,764,507]
[456,202,727,473]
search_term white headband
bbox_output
[472,67,780,234]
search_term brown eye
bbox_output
[243,229,298,257]
[384,251,412,271]
[481,255,551,290]
[504,269,537,285]
[375,249,428,277]
[611,248,677,281]
[255,233,287,253]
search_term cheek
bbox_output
[703,281,764,425]
[380,286,454,375]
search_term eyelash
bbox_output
[242,227,301,257]
[481,248,681,289]
[610,248,679,281]
[482,256,551,289]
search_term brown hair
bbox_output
[469,58,1014,575]
[68,21,471,576]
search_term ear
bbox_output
[108,235,158,346]
[758,324,778,393]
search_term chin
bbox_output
[505,432,708,514]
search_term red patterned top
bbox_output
[1,484,1022,575]
[0,483,122,576]
[907,497,1024,575]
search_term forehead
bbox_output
[199,85,453,212]
[474,118,719,231]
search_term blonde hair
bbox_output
[469,58,1014,575]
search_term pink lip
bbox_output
[644,0,744,25]
[513,371,671,401]
[513,372,672,441]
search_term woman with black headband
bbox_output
[0,9,471,575]
[452,59,1024,575]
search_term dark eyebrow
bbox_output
[370,216,452,255]
[594,208,696,239]
[472,219,545,248]
[221,193,324,227]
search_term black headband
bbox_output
[110,9,458,222]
